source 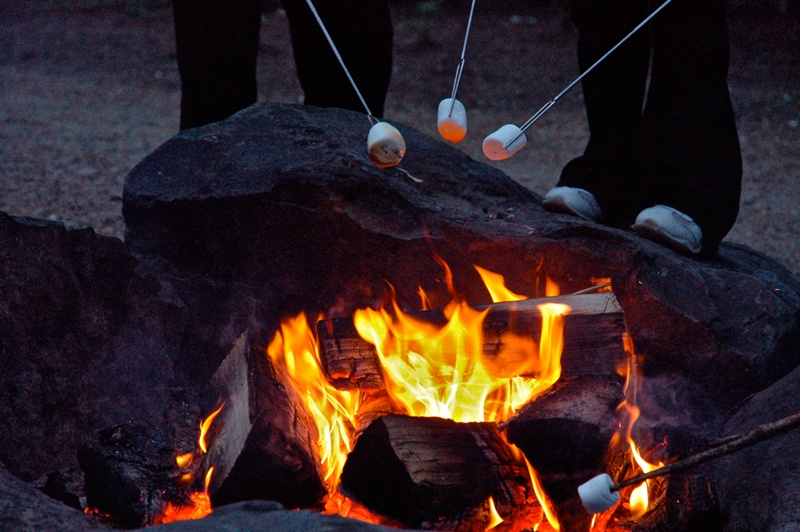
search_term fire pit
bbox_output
[2,104,800,530]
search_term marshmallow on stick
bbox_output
[482,124,527,161]
[437,98,468,143]
[367,122,406,168]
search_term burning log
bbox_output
[318,291,627,390]
[200,331,327,509]
[78,422,186,528]
[504,376,627,531]
[339,414,534,530]
[505,377,626,489]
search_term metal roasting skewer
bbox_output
[503,0,673,149]
[447,0,478,118]
[304,0,377,125]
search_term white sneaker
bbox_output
[632,205,703,255]
[542,187,602,222]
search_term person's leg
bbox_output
[281,0,393,118]
[172,0,263,130]
[554,0,650,226]
[638,0,742,253]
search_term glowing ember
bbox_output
[156,467,214,524]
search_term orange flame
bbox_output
[622,404,664,518]
[156,467,214,524]
[198,404,224,454]
[475,265,527,303]
[266,313,361,510]
[261,263,574,528]
[590,333,664,527]
[485,496,504,530]
[176,452,194,470]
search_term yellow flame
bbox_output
[261,263,574,527]
[199,404,224,454]
[266,313,360,497]
[619,403,664,518]
[545,277,560,297]
[175,452,194,470]
[521,451,561,531]
[485,496,504,530]
[475,265,527,302]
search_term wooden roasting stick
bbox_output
[317,286,627,390]
[613,410,800,492]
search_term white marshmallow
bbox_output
[578,474,621,514]
[437,98,468,143]
[482,124,527,161]
[367,122,406,168]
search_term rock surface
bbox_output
[124,103,800,424]
[709,364,800,531]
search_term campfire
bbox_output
[78,259,672,531]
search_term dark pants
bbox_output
[172,0,393,130]
[558,0,742,252]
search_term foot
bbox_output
[631,205,703,255]
[542,187,602,222]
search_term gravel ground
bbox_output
[1,1,798,274]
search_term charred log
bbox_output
[318,291,627,390]
[504,374,626,528]
[339,414,530,529]
[201,332,327,509]
[77,422,185,528]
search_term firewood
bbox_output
[503,376,626,504]
[78,422,186,528]
[200,331,327,509]
[338,414,531,529]
[318,291,627,390]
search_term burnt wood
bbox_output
[318,291,627,390]
[339,414,530,529]
[77,422,186,528]
[503,375,627,529]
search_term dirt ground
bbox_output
[1,1,798,274]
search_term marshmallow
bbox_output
[367,122,406,168]
[578,474,621,514]
[437,98,468,143]
[482,124,527,161]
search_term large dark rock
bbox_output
[123,103,800,428]
[0,462,112,530]
[708,364,800,531]
[0,214,193,483]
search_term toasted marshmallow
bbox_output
[437,98,468,143]
[367,122,406,168]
